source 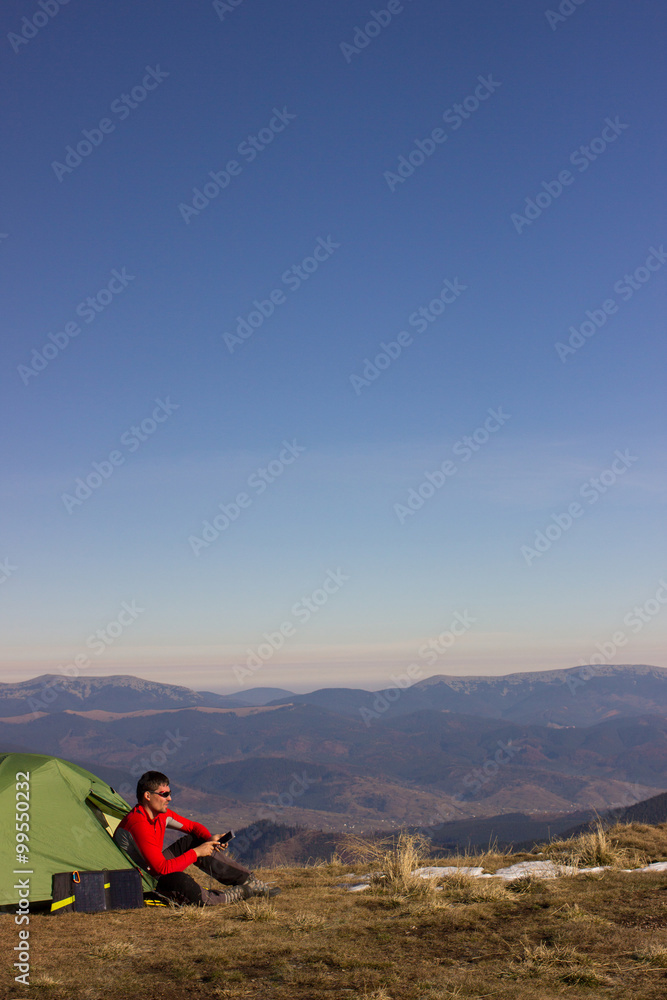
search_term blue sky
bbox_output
[1,0,665,693]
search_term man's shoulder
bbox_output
[164,808,189,828]
[120,804,149,828]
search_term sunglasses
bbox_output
[153,789,171,798]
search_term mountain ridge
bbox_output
[265,664,667,726]
[0,673,249,716]
[2,663,664,724]
[2,667,664,833]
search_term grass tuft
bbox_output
[514,941,613,986]
[237,899,279,921]
[506,872,546,894]
[558,902,611,925]
[440,870,509,903]
[343,831,439,896]
[633,943,667,967]
[544,821,649,869]
[170,904,216,921]
[31,975,63,989]
[90,940,137,959]
[290,909,325,930]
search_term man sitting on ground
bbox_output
[114,771,279,906]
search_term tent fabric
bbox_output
[0,752,156,906]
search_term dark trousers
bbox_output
[163,833,252,886]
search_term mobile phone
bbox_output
[217,830,234,845]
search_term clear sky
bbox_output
[2,0,665,694]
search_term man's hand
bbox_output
[193,840,218,858]
[211,834,229,851]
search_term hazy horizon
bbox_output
[2,661,665,699]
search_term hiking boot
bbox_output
[242,877,281,899]
[203,884,247,906]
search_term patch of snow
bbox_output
[412,866,484,878]
[491,860,577,879]
[338,857,667,891]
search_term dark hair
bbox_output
[136,771,169,803]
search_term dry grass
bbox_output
[31,975,64,989]
[543,820,653,869]
[2,825,667,999]
[340,831,448,906]
[289,910,325,930]
[512,941,613,986]
[438,869,510,904]
[634,943,667,967]
[433,843,533,874]
[506,872,545,894]
[237,899,279,921]
[89,940,138,959]
[556,902,611,926]
[341,831,433,889]
[607,820,667,858]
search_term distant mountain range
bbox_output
[233,687,295,706]
[0,674,297,717]
[1,666,665,837]
[3,663,665,724]
[264,663,667,727]
[0,674,247,716]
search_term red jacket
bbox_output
[115,804,212,876]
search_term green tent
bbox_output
[0,752,155,907]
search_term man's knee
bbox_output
[156,872,204,906]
